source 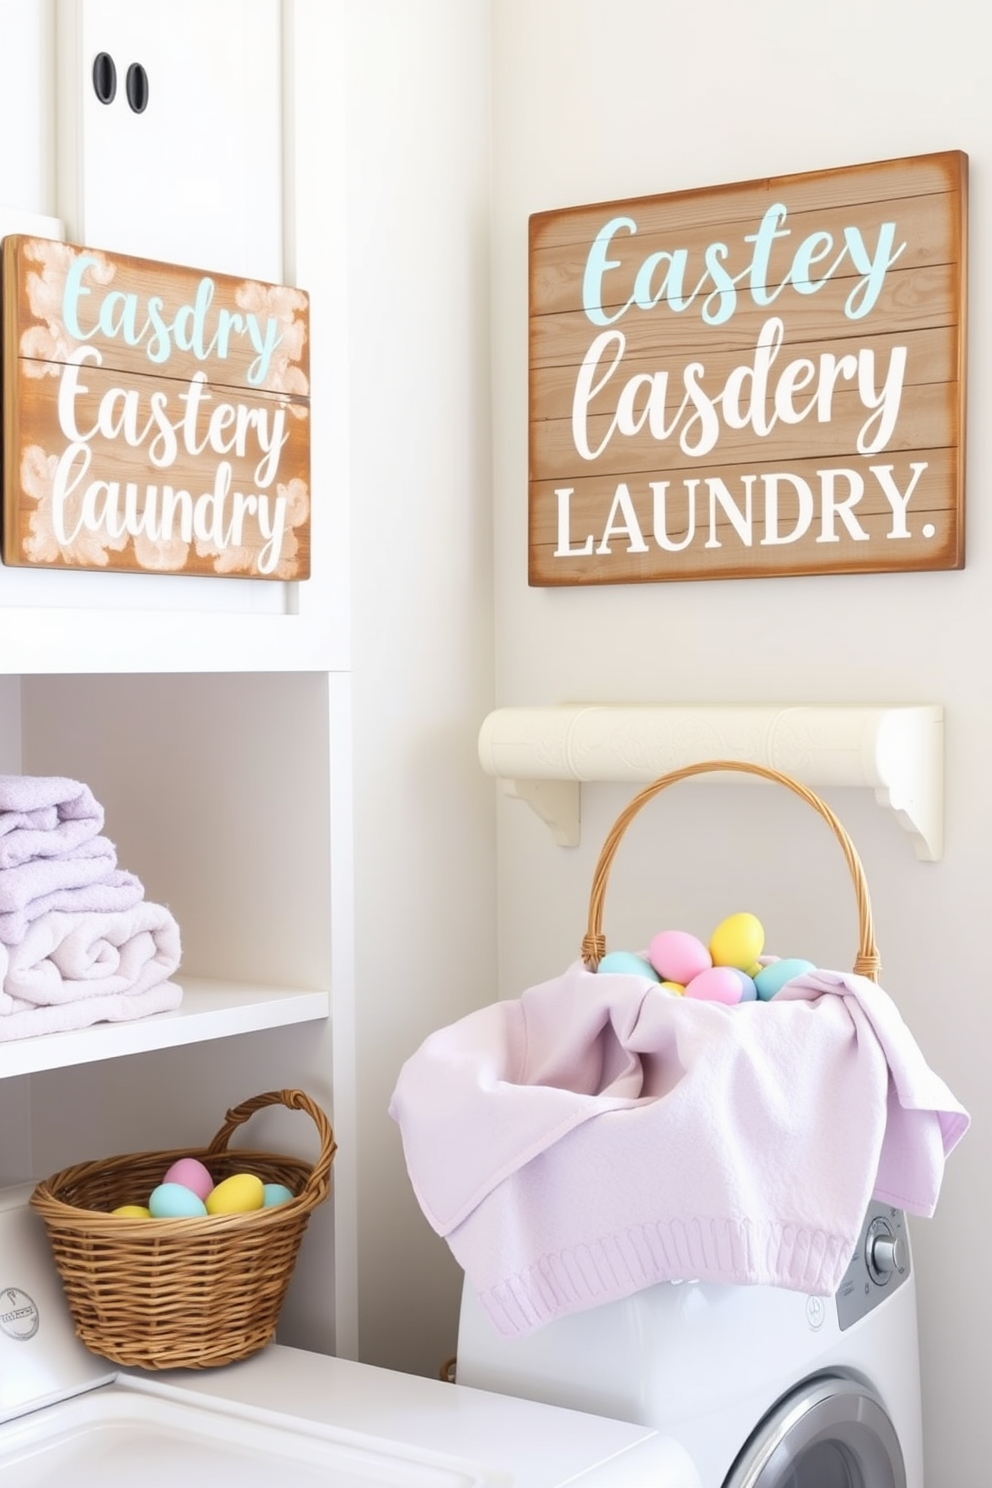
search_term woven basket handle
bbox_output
[580,760,880,982]
[206,1089,337,1206]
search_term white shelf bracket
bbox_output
[500,778,581,847]
[479,704,944,860]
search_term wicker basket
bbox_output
[30,1088,336,1371]
[578,760,880,981]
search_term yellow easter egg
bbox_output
[111,1204,152,1218]
[709,912,765,971]
[660,980,685,996]
[205,1172,265,1216]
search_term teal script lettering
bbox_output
[61,255,283,385]
[581,205,906,328]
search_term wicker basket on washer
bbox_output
[579,759,880,981]
[30,1088,336,1370]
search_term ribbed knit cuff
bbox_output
[475,1216,853,1338]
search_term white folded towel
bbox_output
[0,981,183,1042]
[0,901,181,1011]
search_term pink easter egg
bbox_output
[162,1156,214,1202]
[648,930,712,985]
[684,965,744,1005]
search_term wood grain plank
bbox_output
[529,445,960,585]
[531,191,960,320]
[5,236,310,394]
[529,262,959,367]
[530,380,957,481]
[530,324,956,422]
[531,151,965,253]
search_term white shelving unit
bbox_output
[0,2,355,1360]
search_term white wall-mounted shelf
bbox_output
[479,704,944,861]
[0,978,328,1079]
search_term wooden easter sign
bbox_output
[2,236,310,580]
[528,151,967,586]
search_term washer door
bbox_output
[725,1375,905,1488]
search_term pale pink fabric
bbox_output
[389,962,968,1338]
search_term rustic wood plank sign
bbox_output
[529,151,967,586]
[2,236,310,580]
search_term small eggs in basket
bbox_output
[110,1157,295,1218]
[596,912,815,1006]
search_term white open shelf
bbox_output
[0,978,329,1078]
[479,703,944,861]
[0,599,339,676]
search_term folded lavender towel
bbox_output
[0,868,145,945]
[0,980,183,1042]
[0,775,104,868]
[0,901,181,1010]
[0,835,119,917]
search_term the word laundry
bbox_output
[50,447,289,575]
[553,462,931,558]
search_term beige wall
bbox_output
[489,2,987,1483]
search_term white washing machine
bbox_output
[0,1185,702,1487]
[456,1199,923,1487]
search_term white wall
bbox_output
[489,2,987,1482]
[343,0,497,1377]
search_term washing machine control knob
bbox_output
[866,1226,906,1283]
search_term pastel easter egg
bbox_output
[205,1172,265,1216]
[727,967,758,1002]
[659,981,686,996]
[162,1156,214,1202]
[647,930,711,985]
[684,965,744,1005]
[263,1183,295,1208]
[148,1182,209,1219]
[597,950,660,981]
[111,1204,152,1218]
[755,957,816,1001]
[709,912,765,970]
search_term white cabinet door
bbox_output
[0,0,55,216]
[55,0,284,284]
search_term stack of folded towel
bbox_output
[0,775,182,1041]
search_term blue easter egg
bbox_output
[597,951,660,981]
[754,958,816,1001]
[263,1183,295,1208]
[148,1181,209,1219]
